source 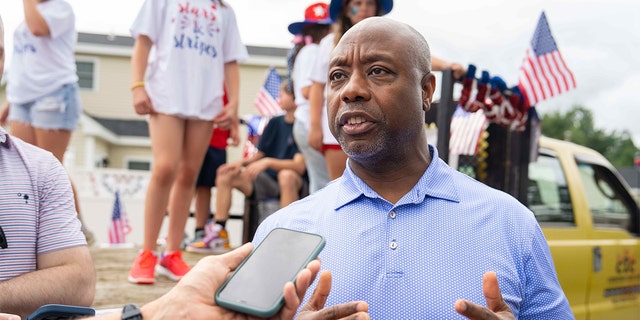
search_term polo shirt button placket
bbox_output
[389,211,398,250]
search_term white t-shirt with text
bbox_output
[131,0,248,120]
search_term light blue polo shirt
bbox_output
[254,145,574,319]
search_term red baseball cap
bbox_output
[288,2,333,35]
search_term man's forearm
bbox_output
[0,250,95,317]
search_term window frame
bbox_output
[124,157,152,171]
[75,56,99,91]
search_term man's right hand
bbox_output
[297,271,370,320]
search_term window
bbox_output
[127,160,151,171]
[576,161,634,231]
[528,152,575,224]
[76,60,96,89]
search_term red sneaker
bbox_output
[128,249,157,284]
[156,251,191,281]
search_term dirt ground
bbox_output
[90,246,209,310]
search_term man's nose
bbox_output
[341,73,370,103]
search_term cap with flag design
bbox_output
[288,2,332,35]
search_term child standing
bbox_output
[128,0,248,284]
[288,2,332,193]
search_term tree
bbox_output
[540,106,638,168]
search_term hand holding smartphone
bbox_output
[215,228,325,318]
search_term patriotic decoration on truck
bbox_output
[456,11,576,132]
[458,65,529,132]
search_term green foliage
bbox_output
[540,106,639,167]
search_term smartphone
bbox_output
[215,228,325,318]
[26,304,95,320]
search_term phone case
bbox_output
[26,304,95,320]
[215,228,325,317]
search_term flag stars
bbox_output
[313,5,326,19]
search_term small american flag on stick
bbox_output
[254,67,284,117]
[108,191,131,244]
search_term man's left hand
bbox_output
[454,272,515,320]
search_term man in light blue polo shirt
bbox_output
[253,17,574,319]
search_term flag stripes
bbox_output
[254,67,284,117]
[518,12,576,107]
[450,106,488,156]
[108,191,131,244]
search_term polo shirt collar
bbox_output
[334,145,461,210]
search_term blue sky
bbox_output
[2,0,639,149]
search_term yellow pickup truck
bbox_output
[528,136,639,319]
[433,69,639,318]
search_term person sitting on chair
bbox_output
[190,79,307,252]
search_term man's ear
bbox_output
[421,73,436,112]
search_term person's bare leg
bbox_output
[165,119,212,252]
[214,169,237,223]
[143,114,184,251]
[278,169,303,207]
[194,186,212,229]
[214,167,254,222]
[8,120,36,144]
[33,128,72,163]
[325,149,348,180]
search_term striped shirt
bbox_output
[0,127,86,281]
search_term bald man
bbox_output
[253,17,573,319]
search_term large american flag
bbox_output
[518,12,576,107]
[108,191,131,244]
[254,67,284,117]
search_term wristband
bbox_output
[130,81,145,91]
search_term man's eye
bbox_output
[330,72,345,81]
[370,67,385,75]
